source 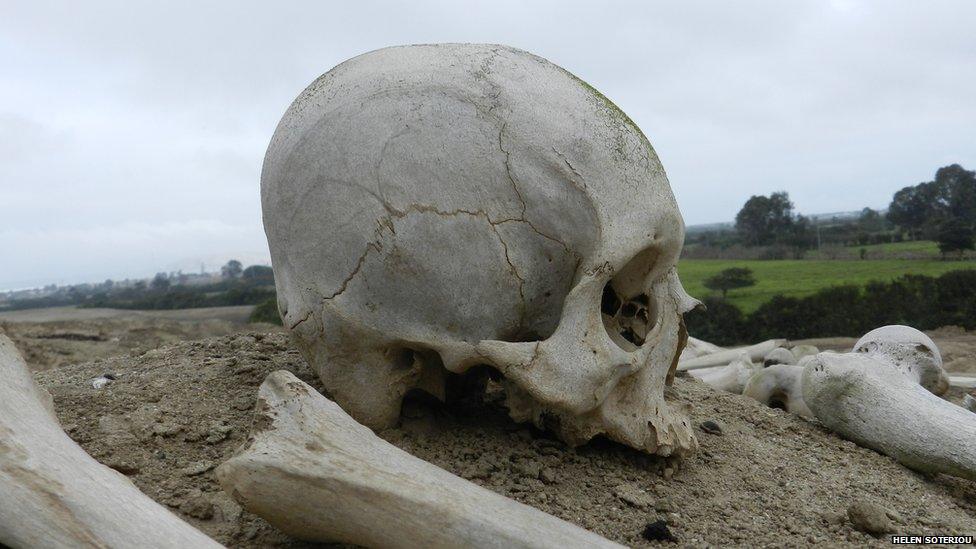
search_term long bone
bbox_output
[217,370,624,549]
[679,336,725,361]
[852,325,949,395]
[742,364,813,418]
[950,375,976,389]
[688,353,758,394]
[762,347,796,367]
[678,339,787,371]
[0,335,221,549]
[802,352,976,481]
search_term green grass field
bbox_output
[853,240,941,254]
[802,239,942,259]
[678,258,976,313]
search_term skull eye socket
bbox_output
[598,245,667,352]
[601,284,621,316]
[600,285,658,351]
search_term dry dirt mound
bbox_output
[1,306,280,371]
[31,332,976,547]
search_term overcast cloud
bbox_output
[1,0,974,289]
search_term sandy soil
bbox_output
[20,328,976,548]
[0,306,279,371]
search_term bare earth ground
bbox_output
[0,306,279,371]
[4,311,975,547]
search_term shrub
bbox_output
[703,267,756,298]
[683,269,976,344]
[683,297,748,346]
[249,298,283,325]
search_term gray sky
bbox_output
[2,0,974,290]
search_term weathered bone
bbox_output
[852,325,949,395]
[679,336,725,361]
[964,393,976,413]
[742,364,812,418]
[950,375,976,389]
[688,354,757,393]
[217,370,624,549]
[802,352,976,480]
[264,43,697,457]
[790,344,819,361]
[762,347,796,367]
[0,335,221,549]
[678,339,788,371]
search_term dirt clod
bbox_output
[848,500,894,537]
[613,483,653,509]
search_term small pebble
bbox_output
[700,420,723,435]
[180,496,215,520]
[516,461,542,479]
[205,424,233,445]
[612,483,653,509]
[104,459,140,475]
[91,376,114,389]
[654,496,675,513]
[152,422,183,437]
[181,461,216,476]
[539,467,558,484]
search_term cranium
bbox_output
[262,44,699,457]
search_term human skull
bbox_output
[262,44,700,457]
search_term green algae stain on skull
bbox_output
[561,71,656,165]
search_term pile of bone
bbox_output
[680,326,976,481]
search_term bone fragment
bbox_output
[789,344,819,360]
[852,325,948,395]
[0,335,221,549]
[217,370,624,549]
[763,347,796,367]
[678,339,788,371]
[687,336,725,354]
[688,354,757,394]
[679,336,726,360]
[803,352,976,480]
[950,375,976,389]
[742,364,813,418]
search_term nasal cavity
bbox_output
[600,246,661,352]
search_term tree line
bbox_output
[685,269,976,345]
[687,164,976,259]
[887,164,976,256]
[83,261,275,311]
